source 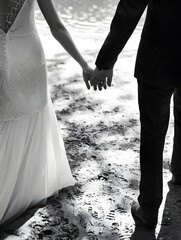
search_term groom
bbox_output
[91,0,181,239]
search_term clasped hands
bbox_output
[83,65,113,91]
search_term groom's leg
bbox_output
[137,80,174,220]
[171,88,181,180]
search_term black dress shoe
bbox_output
[171,175,181,185]
[131,201,157,228]
[169,164,181,185]
[131,201,157,240]
[130,228,156,240]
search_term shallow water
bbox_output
[36,0,120,34]
[36,0,145,40]
[55,0,121,36]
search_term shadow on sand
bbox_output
[157,181,181,240]
[0,199,48,240]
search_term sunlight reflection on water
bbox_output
[36,0,119,32]
[35,0,145,42]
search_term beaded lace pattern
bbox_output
[0,0,25,33]
[0,0,48,123]
[5,0,26,31]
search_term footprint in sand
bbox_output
[106,209,116,221]
[87,231,98,240]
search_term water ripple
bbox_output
[36,0,120,35]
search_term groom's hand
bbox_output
[90,67,113,91]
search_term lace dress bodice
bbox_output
[0,0,48,121]
[0,0,25,33]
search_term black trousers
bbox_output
[137,80,181,215]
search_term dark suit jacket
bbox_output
[96,0,181,87]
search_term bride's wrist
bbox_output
[80,60,88,70]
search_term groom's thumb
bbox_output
[107,76,112,87]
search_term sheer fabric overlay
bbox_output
[0,97,75,224]
[4,0,26,32]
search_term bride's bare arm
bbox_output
[37,0,92,89]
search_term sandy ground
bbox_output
[1,11,181,240]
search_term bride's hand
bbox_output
[82,64,93,90]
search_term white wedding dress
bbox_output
[0,0,75,224]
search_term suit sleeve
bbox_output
[95,0,149,70]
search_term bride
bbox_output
[0,0,92,225]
